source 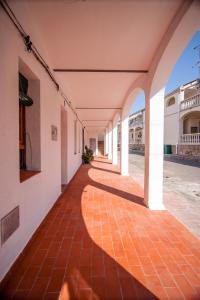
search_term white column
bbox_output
[144,89,165,210]
[96,135,98,156]
[108,121,112,160]
[178,89,184,144]
[104,130,106,156]
[112,122,118,165]
[105,127,109,155]
[120,116,129,176]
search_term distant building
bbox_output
[119,78,200,155]
[164,78,200,155]
[129,108,145,152]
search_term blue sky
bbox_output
[130,30,200,115]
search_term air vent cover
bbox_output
[1,206,20,245]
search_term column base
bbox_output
[120,171,129,176]
[147,202,166,211]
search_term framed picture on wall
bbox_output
[51,125,58,141]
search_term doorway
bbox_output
[61,106,68,191]
[89,138,96,154]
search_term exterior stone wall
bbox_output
[172,145,177,155]
[129,144,145,153]
[178,144,200,156]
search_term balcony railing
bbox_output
[180,93,200,111]
[180,133,200,144]
[129,120,143,128]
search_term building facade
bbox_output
[127,79,200,155]
[129,108,145,152]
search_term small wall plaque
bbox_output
[51,125,58,141]
[1,206,20,245]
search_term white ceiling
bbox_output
[11,0,183,133]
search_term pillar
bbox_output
[96,134,98,156]
[108,121,112,160]
[144,89,165,210]
[105,127,109,155]
[178,88,184,145]
[112,122,118,165]
[120,116,129,176]
[104,130,106,156]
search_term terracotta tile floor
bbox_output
[1,157,200,300]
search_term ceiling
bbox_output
[11,0,183,133]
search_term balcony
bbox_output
[180,93,200,111]
[180,133,200,144]
[129,119,144,128]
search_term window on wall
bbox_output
[19,73,30,169]
[167,97,175,107]
[191,126,198,133]
[19,59,41,182]
[74,120,77,154]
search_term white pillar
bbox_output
[142,110,145,144]
[178,89,184,144]
[120,116,129,176]
[112,123,118,165]
[144,89,165,210]
[108,122,112,160]
[105,127,109,155]
[96,135,98,156]
[104,130,106,156]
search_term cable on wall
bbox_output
[0,0,85,129]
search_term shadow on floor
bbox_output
[93,158,112,164]
[91,165,120,175]
[164,156,200,168]
[0,160,157,300]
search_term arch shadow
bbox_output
[0,160,158,300]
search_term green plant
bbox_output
[82,146,94,164]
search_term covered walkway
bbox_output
[1,158,200,300]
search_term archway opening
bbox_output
[61,106,68,191]
[128,90,145,188]
[163,30,200,238]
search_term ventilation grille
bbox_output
[1,206,20,245]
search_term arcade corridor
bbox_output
[1,158,200,299]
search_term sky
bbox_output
[130,30,200,115]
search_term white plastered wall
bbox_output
[164,92,179,145]
[0,9,82,280]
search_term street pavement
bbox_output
[128,153,200,239]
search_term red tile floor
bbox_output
[1,158,200,300]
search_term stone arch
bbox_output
[181,111,200,134]
[143,1,200,210]
[121,74,147,120]
[167,96,176,107]
[148,1,200,97]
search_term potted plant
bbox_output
[82,146,94,164]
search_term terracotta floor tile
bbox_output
[174,274,199,299]
[1,158,200,300]
[179,264,200,286]
[155,265,176,287]
[166,263,183,275]
[145,275,168,299]
[139,256,156,276]
[91,277,106,299]
[125,249,141,266]
[12,290,30,300]
[165,286,185,300]
[119,277,138,299]
[43,292,60,300]
[47,268,65,293]
[28,277,50,300]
